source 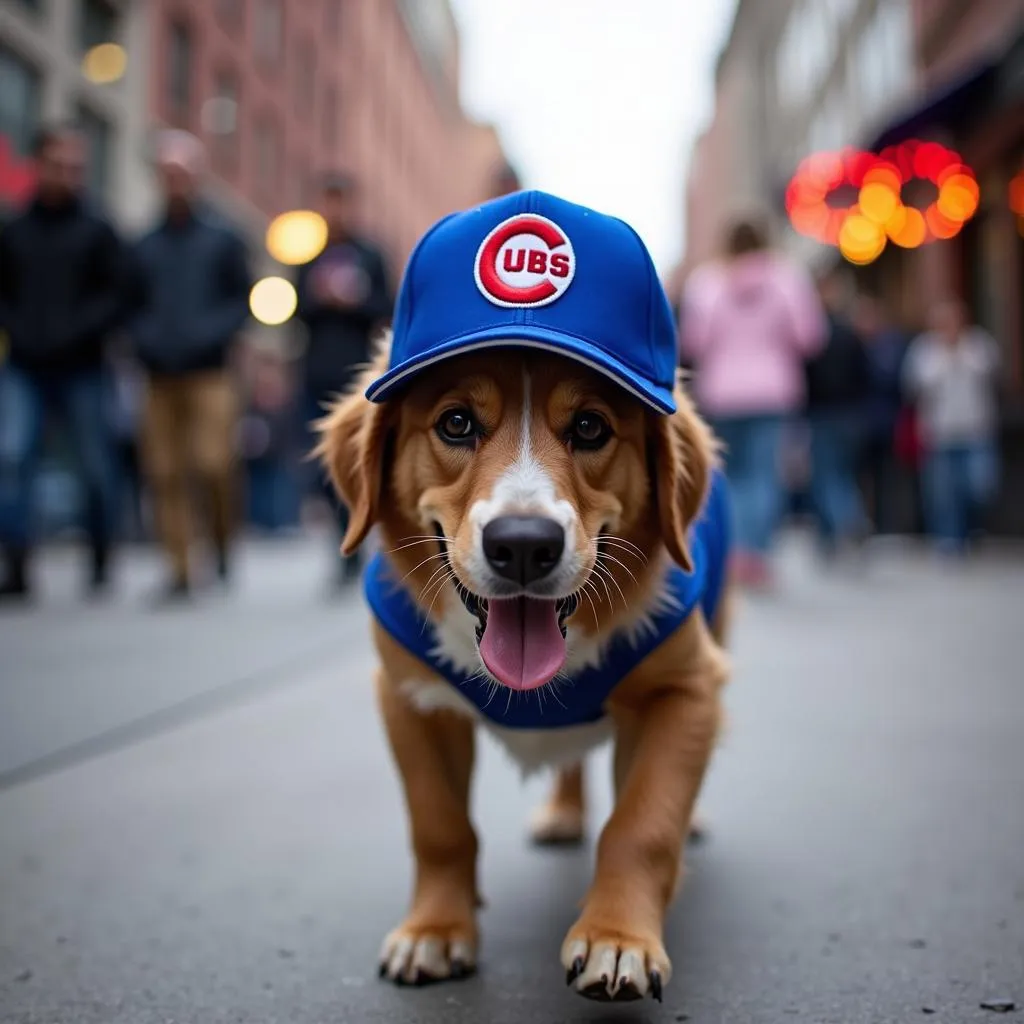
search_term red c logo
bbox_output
[474,213,576,308]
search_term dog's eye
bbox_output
[569,411,611,450]
[436,407,478,445]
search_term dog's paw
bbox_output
[377,924,477,986]
[560,926,671,1002]
[528,801,585,846]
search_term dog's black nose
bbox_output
[482,516,565,586]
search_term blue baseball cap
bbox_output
[365,190,679,414]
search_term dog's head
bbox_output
[316,336,715,693]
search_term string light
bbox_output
[786,141,979,265]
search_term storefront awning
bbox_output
[869,60,999,151]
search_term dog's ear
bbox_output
[313,340,392,557]
[649,384,717,572]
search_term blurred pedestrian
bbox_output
[680,216,826,588]
[240,347,300,534]
[107,336,148,543]
[805,269,871,558]
[0,122,126,602]
[903,299,1001,555]
[128,130,253,602]
[852,294,914,536]
[295,173,392,589]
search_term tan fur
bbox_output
[316,333,732,997]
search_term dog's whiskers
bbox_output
[598,551,640,589]
[591,559,628,610]
[596,534,648,565]
[386,534,455,556]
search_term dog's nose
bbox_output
[482,516,565,586]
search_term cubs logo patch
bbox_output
[474,213,576,308]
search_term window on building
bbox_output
[254,114,281,197]
[294,40,316,118]
[325,0,341,38]
[76,103,113,202]
[254,0,284,66]
[0,45,42,157]
[166,19,193,126]
[79,0,119,53]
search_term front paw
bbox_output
[378,920,477,986]
[561,923,670,1002]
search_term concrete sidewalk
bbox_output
[1,536,1022,1023]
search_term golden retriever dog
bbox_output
[315,192,732,1002]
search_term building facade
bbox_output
[1,0,510,272]
[0,0,152,227]
[682,0,1024,533]
[681,0,917,276]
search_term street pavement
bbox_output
[1,533,1022,1024]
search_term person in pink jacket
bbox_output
[680,218,826,588]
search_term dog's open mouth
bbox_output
[436,528,578,692]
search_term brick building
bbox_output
[1,0,510,275]
[146,0,509,275]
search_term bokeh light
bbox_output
[886,205,927,248]
[250,277,298,326]
[786,140,979,263]
[265,210,329,266]
[859,181,900,225]
[82,43,127,85]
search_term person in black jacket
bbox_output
[0,123,126,601]
[296,173,393,587]
[805,269,872,557]
[128,130,253,602]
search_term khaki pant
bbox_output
[142,371,239,584]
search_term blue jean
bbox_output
[921,441,999,551]
[0,365,118,551]
[708,414,786,556]
[246,459,301,532]
[809,410,867,547]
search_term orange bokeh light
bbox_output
[887,206,927,248]
[785,140,978,257]
[1009,172,1024,216]
[860,181,900,225]
[937,174,979,221]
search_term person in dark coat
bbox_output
[0,123,126,601]
[805,269,872,556]
[296,173,393,587]
[128,130,253,602]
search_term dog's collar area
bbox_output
[432,523,578,640]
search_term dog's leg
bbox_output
[562,617,725,1002]
[375,671,479,986]
[529,761,586,846]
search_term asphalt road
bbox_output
[1,534,1022,1024]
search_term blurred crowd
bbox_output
[0,122,1004,608]
[679,215,1002,590]
[0,122,397,605]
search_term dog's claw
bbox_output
[450,959,471,980]
[377,961,387,979]
[649,970,663,1002]
[615,979,643,1001]
[566,955,585,985]
[580,979,613,1001]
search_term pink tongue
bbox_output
[478,598,566,691]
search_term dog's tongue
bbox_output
[479,598,566,691]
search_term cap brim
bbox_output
[364,326,676,414]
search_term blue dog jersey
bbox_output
[365,468,731,731]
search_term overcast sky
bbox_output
[449,0,737,276]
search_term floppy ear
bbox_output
[312,339,393,557]
[649,383,718,572]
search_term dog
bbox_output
[316,192,732,1002]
